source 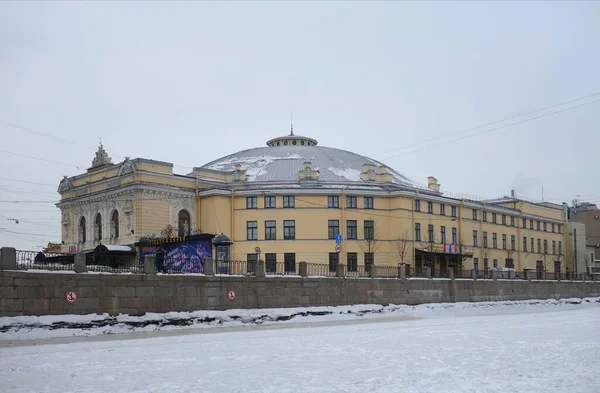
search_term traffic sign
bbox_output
[335,234,343,244]
[227,289,236,301]
[335,243,342,253]
[255,246,261,255]
[65,290,78,305]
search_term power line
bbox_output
[0,148,81,169]
[0,176,57,187]
[378,91,600,156]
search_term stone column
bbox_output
[424,266,431,279]
[255,260,265,277]
[524,270,531,281]
[471,269,477,280]
[491,269,497,281]
[448,268,455,280]
[398,264,406,280]
[299,261,308,277]
[74,252,88,273]
[144,255,156,275]
[0,247,16,270]
[369,265,378,278]
[508,270,516,280]
[336,264,345,278]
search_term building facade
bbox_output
[56,133,568,275]
[568,202,600,274]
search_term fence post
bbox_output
[255,260,265,277]
[299,261,308,277]
[525,270,532,281]
[491,269,497,281]
[448,268,455,280]
[541,271,546,281]
[424,266,431,279]
[557,272,561,282]
[0,247,16,270]
[336,264,345,278]
[508,270,516,280]
[144,255,156,275]
[398,264,406,280]
[74,252,87,273]
[369,265,378,278]
[471,269,477,280]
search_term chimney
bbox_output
[427,176,440,192]
[511,189,515,198]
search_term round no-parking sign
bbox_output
[228,289,236,301]
[65,290,78,305]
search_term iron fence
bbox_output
[346,265,370,277]
[266,262,298,276]
[375,265,399,278]
[15,250,74,271]
[306,263,337,277]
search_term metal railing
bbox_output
[306,263,337,277]
[375,265,399,278]
[15,250,74,271]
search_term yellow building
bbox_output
[56,132,567,276]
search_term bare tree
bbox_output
[393,232,411,265]
[358,226,381,254]
[160,224,176,238]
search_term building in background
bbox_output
[568,202,600,275]
[56,131,568,276]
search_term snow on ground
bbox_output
[1,299,599,393]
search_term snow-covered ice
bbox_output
[1,299,599,392]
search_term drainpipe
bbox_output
[231,189,235,260]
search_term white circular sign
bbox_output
[65,290,78,304]
[335,243,342,253]
[255,246,261,254]
[228,290,236,301]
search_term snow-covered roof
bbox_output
[104,245,135,252]
[200,142,424,189]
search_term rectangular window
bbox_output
[552,240,556,255]
[246,253,258,274]
[328,220,340,239]
[347,220,358,240]
[505,258,514,268]
[473,230,478,247]
[246,221,258,240]
[483,231,488,248]
[531,238,534,253]
[428,201,433,214]
[328,253,339,272]
[363,197,374,209]
[364,252,374,270]
[511,235,516,251]
[502,215,506,225]
[452,227,457,244]
[543,222,547,232]
[492,213,497,224]
[346,196,357,208]
[283,195,295,208]
[493,259,498,268]
[522,218,527,228]
[551,223,555,233]
[558,225,562,234]
[483,211,487,222]
[492,233,498,249]
[328,196,339,208]
[264,196,276,209]
[537,239,541,253]
[474,258,479,271]
[428,224,434,243]
[502,234,507,250]
[265,220,276,240]
[472,209,478,220]
[558,241,562,255]
[415,199,421,212]
[246,196,257,209]
[415,223,421,242]
[451,206,457,217]
[440,204,446,216]
[510,216,515,227]
[284,253,296,273]
[265,253,277,274]
[364,220,375,240]
[537,221,541,231]
[441,226,446,244]
[347,252,358,272]
[544,239,548,254]
[523,236,527,252]
[530,220,534,230]
[283,220,295,240]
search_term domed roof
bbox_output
[200,132,424,189]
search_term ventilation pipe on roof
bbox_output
[511,189,515,198]
[427,176,440,192]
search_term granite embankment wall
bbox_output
[1,270,600,317]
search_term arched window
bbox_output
[111,210,119,238]
[79,217,87,244]
[178,210,191,237]
[94,213,102,241]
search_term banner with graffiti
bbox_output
[136,235,214,273]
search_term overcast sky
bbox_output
[1,1,599,250]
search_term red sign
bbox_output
[335,243,342,253]
[227,290,236,301]
[65,291,78,304]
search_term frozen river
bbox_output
[1,301,599,393]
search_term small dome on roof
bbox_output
[213,233,232,245]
